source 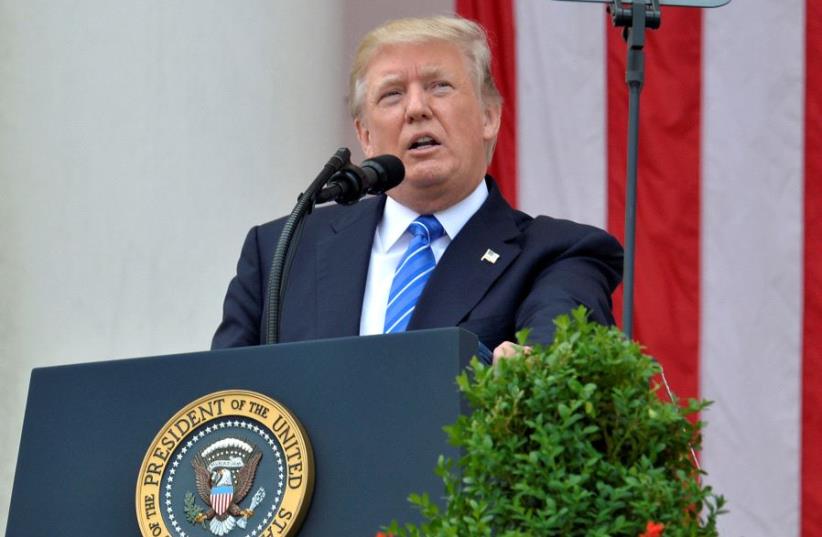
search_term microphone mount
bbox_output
[316,164,364,205]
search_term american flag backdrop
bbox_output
[454,1,822,536]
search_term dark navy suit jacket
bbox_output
[212,179,623,350]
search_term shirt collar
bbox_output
[376,179,489,252]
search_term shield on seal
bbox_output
[210,468,234,516]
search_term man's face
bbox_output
[354,40,501,214]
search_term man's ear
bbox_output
[354,117,372,157]
[482,100,502,143]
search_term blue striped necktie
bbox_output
[384,215,445,333]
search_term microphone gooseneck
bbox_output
[266,147,352,344]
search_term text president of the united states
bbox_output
[211,16,623,363]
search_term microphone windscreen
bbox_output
[363,154,404,194]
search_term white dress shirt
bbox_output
[359,180,489,335]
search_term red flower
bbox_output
[639,521,665,537]
[375,533,394,537]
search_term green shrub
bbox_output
[386,307,725,536]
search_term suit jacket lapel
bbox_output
[409,181,522,330]
[314,196,385,339]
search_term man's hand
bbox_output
[492,341,532,366]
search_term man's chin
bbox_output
[402,163,452,187]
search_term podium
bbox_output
[7,328,478,536]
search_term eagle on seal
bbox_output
[191,446,262,524]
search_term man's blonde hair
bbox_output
[348,15,503,120]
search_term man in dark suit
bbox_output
[212,16,622,362]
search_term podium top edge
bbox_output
[28,327,480,375]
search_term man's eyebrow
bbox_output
[372,65,447,91]
[418,66,446,78]
[370,74,405,96]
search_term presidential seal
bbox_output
[136,390,314,537]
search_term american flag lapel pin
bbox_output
[481,249,500,264]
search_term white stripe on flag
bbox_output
[701,1,805,535]
[515,0,607,228]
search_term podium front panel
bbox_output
[7,328,477,536]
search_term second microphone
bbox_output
[315,154,405,205]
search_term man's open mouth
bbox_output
[409,135,441,150]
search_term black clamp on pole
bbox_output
[610,0,661,32]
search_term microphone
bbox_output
[315,154,404,205]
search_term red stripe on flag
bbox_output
[606,10,702,402]
[455,0,518,207]
[803,0,822,533]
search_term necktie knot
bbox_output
[408,215,444,244]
